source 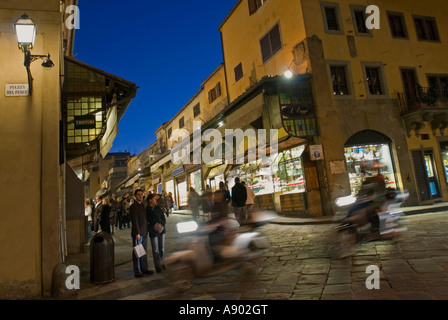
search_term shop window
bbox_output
[345,143,397,195]
[226,145,306,197]
[413,16,440,42]
[387,12,408,39]
[260,23,282,63]
[321,2,343,34]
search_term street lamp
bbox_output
[14,14,54,96]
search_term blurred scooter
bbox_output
[335,189,408,258]
[165,210,277,290]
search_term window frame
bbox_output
[193,103,201,118]
[387,11,409,39]
[248,0,268,15]
[320,2,344,35]
[234,63,243,82]
[326,60,354,98]
[350,5,372,37]
[361,62,388,98]
[260,23,282,64]
[179,116,185,129]
[413,15,440,42]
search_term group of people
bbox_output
[84,178,255,278]
[188,177,256,225]
[84,189,173,278]
[84,193,133,237]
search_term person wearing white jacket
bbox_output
[241,181,255,221]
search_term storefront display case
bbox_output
[345,144,397,195]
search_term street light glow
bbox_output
[284,70,293,79]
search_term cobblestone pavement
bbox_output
[72,211,448,300]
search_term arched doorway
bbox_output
[344,130,398,195]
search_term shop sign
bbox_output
[74,115,96,129]
[173,167,184,176]
[5,84,29,96]
[278,78,318,137]
[310,144,324,160]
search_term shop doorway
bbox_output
[440,141,448,192]
[412,149,441,201]
[344,130,397,195]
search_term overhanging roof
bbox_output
[63,56,138,170]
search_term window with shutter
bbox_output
[260,23,282,63]
[234,63,243,82]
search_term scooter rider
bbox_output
[208,181,231,261]
[347,172,386,238]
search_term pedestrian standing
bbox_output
[213,181,230,221]
[115,196,123,230]
[99,196,111,234]
[188,187,200,220]
[109,194,117,234]
[167,192,174,215]
[241,181,255,222]
[129,189,154,278]
[231,177,247,224]
[159,190,169,217]
[84,199,93,237]
[122,193,131,228]
[93,195,103,233]
[146,193,167,273]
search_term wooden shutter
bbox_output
[412,150,430,201]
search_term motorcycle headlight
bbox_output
[335,195,356,207]
[176,221,198,234]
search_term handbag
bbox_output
[154,223,164,234]
[133,240,146,258]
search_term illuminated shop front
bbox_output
[226,145,306,211]
[344,133,397,195]
[189,168,202,193]
[173,166,188,207]
[205,163,227,191]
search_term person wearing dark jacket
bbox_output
[231,177,247,224]
[99,196,111,233]
[130,189,154,278]
[146,193,167,273]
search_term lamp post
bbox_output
[14,14,54,96]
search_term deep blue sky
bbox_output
[74,0,237,155]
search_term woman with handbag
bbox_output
[146,193,167,273]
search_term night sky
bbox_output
[74,0,237,155]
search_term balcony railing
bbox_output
[399,86,448,114]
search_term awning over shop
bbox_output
[124,174,140,188]
[225,92,264,129]
[150,153,171,172]
[206,163,228,179]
